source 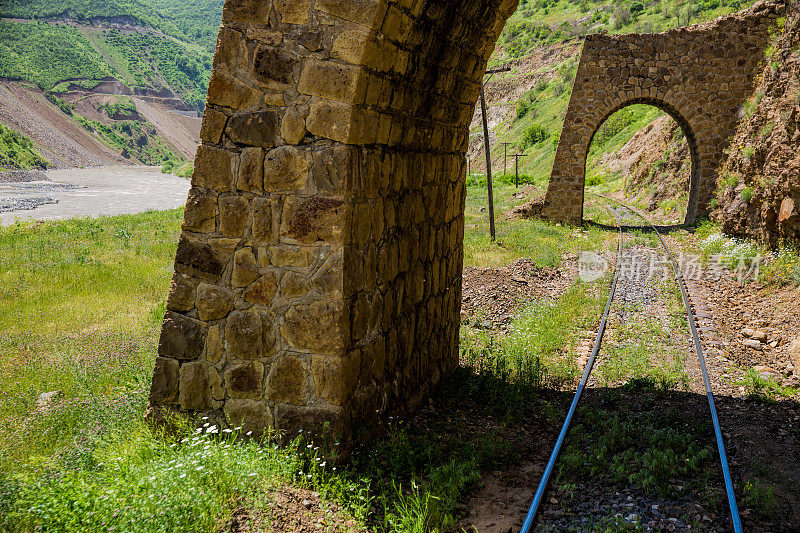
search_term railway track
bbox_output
[519,200,742,532]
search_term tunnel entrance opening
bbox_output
[582,103,696,226]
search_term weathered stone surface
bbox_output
[159,311,207,360]
[232,247,260,287]
[253,47,297,86]
[281,196,344,244]
[279,271,311,299]
[149,357,180,404]
[175,235,226,280]
[311,353,360,405]
[224,399,273,438]
[200,107,228,145]
[237,148,264,194]
[274,0,311,24]
[226,361,265,399]
[219,195,249,237]
[251,198,274,243]
[221,0,270,23]
[281,107,307,145]
[225,309,263,359]
[166,272,197,312]
[227,111,279,148]
[263,146,310,191]
[195,283,233,321]
[265,355,307,404]
[206,325,223,364]
[298,60,362,102]
[183,188,217,233]
[270,245,314,267]
[193,145,234,192]
[243,273,278,305]
[179,362,213,411]
[282,300,346,354]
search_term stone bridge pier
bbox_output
[147,0,519,440]
[542,0,783,224]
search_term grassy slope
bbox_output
[0,122,50,170]
[0,0,220,111]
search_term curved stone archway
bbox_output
[542,0,783,224]
[148,0,519,439]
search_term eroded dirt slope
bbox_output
[0,81,127,168]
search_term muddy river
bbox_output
[0,166,191,225]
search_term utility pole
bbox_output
[511,153,524,188]
[501,142,513,177]
[480,65,510,241]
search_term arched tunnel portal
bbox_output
[542,1,783,224]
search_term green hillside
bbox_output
[0,123,50,170]
[0,0,222,50]
[0,0,221,111]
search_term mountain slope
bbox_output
[716,7,799,245]
[0,0,221,168]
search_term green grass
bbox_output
[555,395,716,499]
[463,182,614,267]
[0,192,621,532]
[0,122,50,170]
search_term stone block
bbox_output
[200,107,228,145]
[274,0,311,24]
[166,272,197,312]
[224,399,274,439]
[175,234,226,281]
[238,147,264,194]
[159,311,207,360]
[225,309,263,359]
[263,146,310,191]
[226,111,279,148]
[221,0,270,23]
[298,60,362,102]
[226,361,265,399]
[243,273,278,305]
[265,355,307,404]
[183,188,217,233]
[281,196,345,244]
[280,107,307,145]
[251,198,274,243]
[179,362,215,411]
[149,356,180,404]
[253,46,297,87]
[219,195,249,237]
[282,300,346,354]
[195,283,233,321]
[193,145,235,192]
[232,247,260,287]
[311,352,360,405]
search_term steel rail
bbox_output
[520,199,742,532]
[519,208,625,533]
[608,199,743,533]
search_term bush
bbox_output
[741,187,754,203]
[519,124,549,150]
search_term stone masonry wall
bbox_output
[543,0,784,224]
[147,0,519,440]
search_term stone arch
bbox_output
[542,0,784,225]
[588,98,702,221]
[147,0,519,440]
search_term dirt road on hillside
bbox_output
[0,166,190,224]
